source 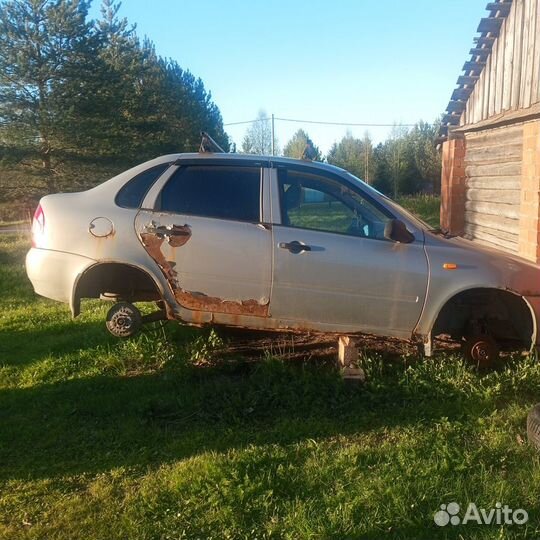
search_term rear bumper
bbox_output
[26,248,95,305]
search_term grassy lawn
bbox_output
[2,196,540,539]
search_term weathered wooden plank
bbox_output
[464,123,523,146]
[465,155,521,167]
[464,221,519,243]
[457,75,480,86]
[447,100,466,113]
[512,0,525,109]
[456,102,540,133]
[466,175,522,189]
[530,0,540,104]
[452,87,474,101]
[486,2,513,16]
[442,113,461,125]
[466,82,475,125]
[466,188,521,204]
[465,211,519,234]
[523,0,540,107]
[463,95,471,125]
[478,17,504,34]
[470,47,493,57]
[464,143,522,162]
[464,234,519,253]
[522,0,533,108]
[475,36,497,47]
[502,0,516,111]
[465,200,520,220]
[466,161,522,177]
[489,48,497,116]
[494,17,506,113]
[463,60,487,73]
[482,59,490,121]
[475,66,484,122]
[464,223,519,252]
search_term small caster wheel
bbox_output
[462,334,499,368]
[106,302,142,338]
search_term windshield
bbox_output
[344,172,432,231]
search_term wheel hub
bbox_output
[106,302,142,338]
[465,335,500,368]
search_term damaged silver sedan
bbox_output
[26,148,540,365]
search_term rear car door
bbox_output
[270,165,429,338]
[135,161,272,319]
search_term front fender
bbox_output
[416,233,540,348]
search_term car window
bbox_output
[278,168,393,240]
[115,163,170,209]
[159,165,261,222]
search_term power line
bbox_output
[275,117,424,128]
[223,118,263,126]
[223,116,433,128]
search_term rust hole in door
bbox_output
[140,227,269,317]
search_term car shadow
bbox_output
[0,354,521,483]
[0,320,114,367]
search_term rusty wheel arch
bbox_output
[430,287,536,351]
[71,262,163,317]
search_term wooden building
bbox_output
[438,0,540,263]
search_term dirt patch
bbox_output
[213,329,461,363]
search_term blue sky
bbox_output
[89,0,488,153]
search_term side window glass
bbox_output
[279,169,392,240]
[160,166,261,222]
[116,163,170,208]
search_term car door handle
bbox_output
[143,223,191,236]
[278,241,312,254]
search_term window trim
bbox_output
[276,165,397,242]
[156,164,264,225]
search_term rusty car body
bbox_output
[26,152,540,360]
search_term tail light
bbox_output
[31,203,46,248]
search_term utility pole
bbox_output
[271,114,275,156]
[366,146,370,184]
[364,140,369,184]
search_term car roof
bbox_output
[172,152,349,176]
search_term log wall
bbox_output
[463,124,523,252]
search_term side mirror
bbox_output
[384,219,415,244]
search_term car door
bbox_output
[270,165,429,338]
[135,161,272,319]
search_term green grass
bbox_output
[288,202,353,232]
[2,197,540,539]
[398,194,441,228]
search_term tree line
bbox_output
[241,111,442,196]
[0,0,228,209]
[0,0,440,221]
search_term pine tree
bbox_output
[0,0,101,181]
[327,132,372,181]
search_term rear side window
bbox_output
[115,163,170,208]
[159,165,261,222]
